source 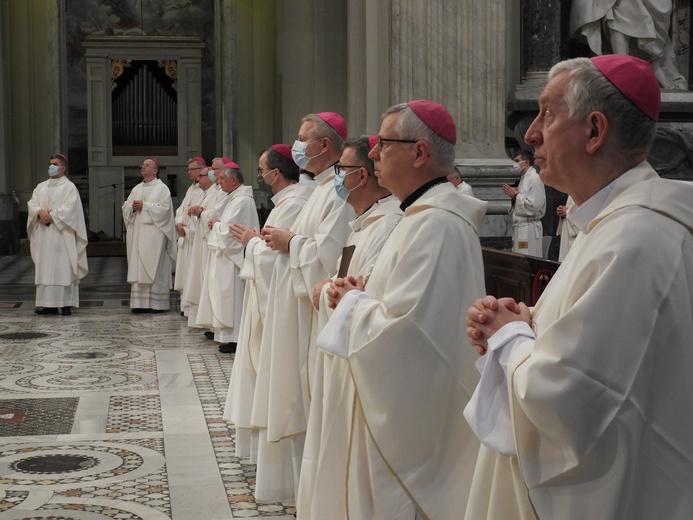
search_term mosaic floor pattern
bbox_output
[0,253,294,519]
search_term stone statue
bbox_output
[570,0,688,89]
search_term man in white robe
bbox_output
[196,162,259,352]
[465,55,693,520]
[182,166,228,328]
[297,134,404,518]
[446,165,474,197]
[122,158,176,312]
[27,153,88,315]
[503,151,546,257]
[174,157,205,315]
[252,112,355,501]
[312,101,487,519]
[223,144,311,499]
[555,194,578,261]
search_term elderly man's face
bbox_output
[369,113,415,200]
[198,169,212,190]
[525,72,588,195]
[219,171,237,193]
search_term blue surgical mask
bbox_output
[334,168,360,201]
[291,139,322,170]
[208,169,217,182]
[48,164,60,177]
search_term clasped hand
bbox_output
[229,223,260,246]
[261,225,294,252]
[326,275,365,309]
[465,296,531,355]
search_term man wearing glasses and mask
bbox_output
[311,101,487,519]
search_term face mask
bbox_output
[208,169,217,182]
[292,139,322,170]
[48,165,60,177]
[512,161,522,172]
[334,168,360,201]
[257,171,276,193]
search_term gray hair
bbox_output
[302,114,345,150]
[549,58,657,155]
[219,166,244,184]
[383,103,455,169]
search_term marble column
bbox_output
[0,1,7,193]
[391,0,507,159]
[515,0,561,99]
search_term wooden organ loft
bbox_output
[84,36,203,241]
[111,60,179,156]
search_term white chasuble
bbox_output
[466,164,693,520]
[27,176,88,307]
[311,183,487,519]
[196,185,259,341]
[250,169,353,502]
[174,183,203,294]
[297,195,403,518]
[122,178,176,309]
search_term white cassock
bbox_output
[251,167,354,502]
[556,195,578,261]
[27,175,88,308]
[511,166,545,257]
[223,184,312,493]
[182,186,228,327]
[196,185,259,342]
[297,195,403,518]
[122,178,177,310]
[464,164,693,520]
[310,182,487,519]
[174,182,204,312]
[457,180,474,197]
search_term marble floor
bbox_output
[0,245,295,519]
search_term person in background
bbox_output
[174,156,206,316]
[502,150,546,257]
[196,162,259,354]
[122,157,176,313]
[555,194,578,261]
[447,165,474,197]
[27,153,88,316]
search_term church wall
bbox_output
[63,0,216,199]
[2,0,61,205]
[277,1,348,142]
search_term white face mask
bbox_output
[48,164,60,177]
[291,139,322,170]
[512,161,522,172]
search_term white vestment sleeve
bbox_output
[464,321,535,456]
[315,290,371,358]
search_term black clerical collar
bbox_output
[399,177,447,211]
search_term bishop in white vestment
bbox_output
[27,154,88,314]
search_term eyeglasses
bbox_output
[333,163,363,177]
[140,164,154,169]
[377,137,418,149]
[188,167,202,172]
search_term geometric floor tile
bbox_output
[0,398,79,436]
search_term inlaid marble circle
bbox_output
[0,442,165,491]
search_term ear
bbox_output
[412,140,430,168]
[585,111,609,155]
